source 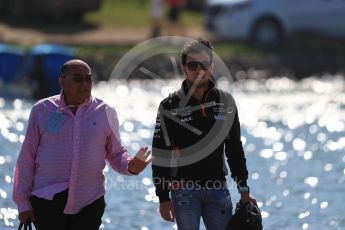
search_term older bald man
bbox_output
[13,60,151,230]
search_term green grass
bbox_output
[75,42,263,62]
[85,0,201,29]
[181,10,202,27]
[212,42,263,58]
[85,0,149,28]
[75,44,135,61]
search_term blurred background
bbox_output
[0,0,344,229]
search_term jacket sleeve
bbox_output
[152,103,173,203]
[105,106,133,176]
[224,109,249,189]
[13,106,41,213]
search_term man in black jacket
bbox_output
[152,38,256,229]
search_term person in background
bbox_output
[152,38,256,229]
[13,59,151,230]
[166,0,186,35]
[150,0,164,37]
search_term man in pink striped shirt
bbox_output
[13,59,151,230]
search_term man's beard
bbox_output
[187,78,209,89]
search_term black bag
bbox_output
[18,221,33,230]
[226,201,263,230]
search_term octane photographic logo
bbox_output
[108,36,235,168]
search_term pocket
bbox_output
[84,196,106,213]
[171,189,201,230]
[30,195,53,212]
[94,196,106,218]
[172,189,195,208]
[171,189,192,202]
[210,188,232,209]
[222,188,233,215]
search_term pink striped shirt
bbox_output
[13,92,133,214]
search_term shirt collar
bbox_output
[57,90,93,111]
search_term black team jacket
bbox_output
[152,80,249,203]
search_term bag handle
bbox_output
[18,221,33,230]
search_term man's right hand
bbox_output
[128,147,152,175]
[19,210,35,224]
[159,201,175,222]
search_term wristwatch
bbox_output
[238,186,250,193]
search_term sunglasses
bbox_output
[64,74,93,83]
[185,61,211,71]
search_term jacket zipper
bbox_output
[201,90,211,117]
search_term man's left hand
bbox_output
[240,192,257,205]
[128,147,152,175]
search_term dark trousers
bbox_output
[30,189,105,230]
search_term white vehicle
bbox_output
[204,0,345,44]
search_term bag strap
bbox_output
[18,221,33,230]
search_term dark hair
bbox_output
[181,38,214,65]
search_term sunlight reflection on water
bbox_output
[1,77,345,229]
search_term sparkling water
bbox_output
[1,77,344,230]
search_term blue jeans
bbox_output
[171,186,233,230]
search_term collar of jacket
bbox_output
[57,90,93,112]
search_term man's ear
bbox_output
[59,77,64,89]
[181,64,187,76]
[209,63,215,74]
